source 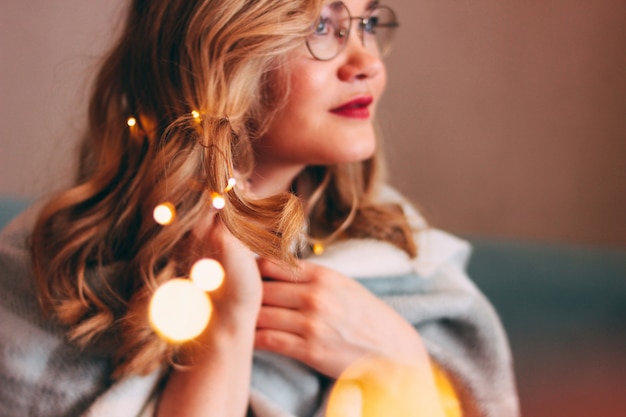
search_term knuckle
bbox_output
[256,330,277,348]
[302,319,322,339]
[302,343,324,365]
[301,288,326,311]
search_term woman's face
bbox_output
[253,0,387,182]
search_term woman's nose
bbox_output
[337,29,384,81]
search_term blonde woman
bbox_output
[0,0,518,416]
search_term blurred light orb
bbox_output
[149,279,211,343]
[153,202,176,225]
[327,357,423,417]
[224,177,237,192]
[211,192,226,210]
[127,117,137,127]
[312,242,325,255]
[190,258,225,292]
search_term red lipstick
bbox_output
[330,96,373,119]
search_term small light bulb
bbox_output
[312,242,325,255]
[211,192,226,210]
[153,202,176,225]
[191,110,201,121]
[127,117,137,127]
[224,177,237,192]
[149,279,212,343]
[190,258,225,292]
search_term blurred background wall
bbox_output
[1,1,625,416]
[1,0,124,198]
[380,0,626,247]
[1,0,624,247]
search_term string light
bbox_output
[127,117,137,127]
[190,258,225,292]
[224,177,237,192]
[153,202,176,225]
[211,192,226,210]
[191,110,201,122]
[149,278,212,343]
[312,242,325,255]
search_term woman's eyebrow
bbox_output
[367,1,380,12]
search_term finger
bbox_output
[257,257,311,283]
[255,328,307,360]
[261,280,306,309]
[256,306,307,335]
[197,216,262,309]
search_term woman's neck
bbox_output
[247,163,305,198]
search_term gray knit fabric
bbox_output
[0,192,519,417]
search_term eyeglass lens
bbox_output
[306,1,398,61]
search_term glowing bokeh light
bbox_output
[149,279,212,343]
[127,117,137,127]
[224,177,237,192]
[211,192,226,210]
[312,242,325,255]
[191,110,201,121]
[190,258,225,292]
[327,357,428,417]
[153,202,176,225]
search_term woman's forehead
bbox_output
[322,0,379,13]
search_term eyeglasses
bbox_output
[305,1,399,61]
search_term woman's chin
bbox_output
[336,137,377,164]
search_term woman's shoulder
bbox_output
[377,184,472,278]
[377,185,427,229]
[307,185,471,280]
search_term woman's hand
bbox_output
[192,211,263,320]
[157,213,261,417]
[254,258,430,378]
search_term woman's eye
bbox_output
[313,17,332,35]
[364,16,379,34]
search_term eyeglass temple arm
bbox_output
[376,22,399,28]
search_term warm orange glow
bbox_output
[153,202,176,225]
[127,117,137,127]
[191,110,201,121]
[327,357,427,417]
[149,279,212,343]
[312,242,325,255]
[211,192,226,210]
[224,177,237,192]
[190,258,225,292]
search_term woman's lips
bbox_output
[330,96,373,119]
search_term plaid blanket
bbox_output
[0,191,518,417]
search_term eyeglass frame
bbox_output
[305,1,400,61]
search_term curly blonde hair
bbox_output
[30,0,416,379]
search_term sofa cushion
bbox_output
[0,198,28,230]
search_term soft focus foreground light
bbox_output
[190,258,225,292]
[191,110,201,121]
[327,380,362,417]
[127,117,137,127]
[149,279,211,343]
[327,357,423,417]
[211,192,226,210]
[153,202,176,225]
